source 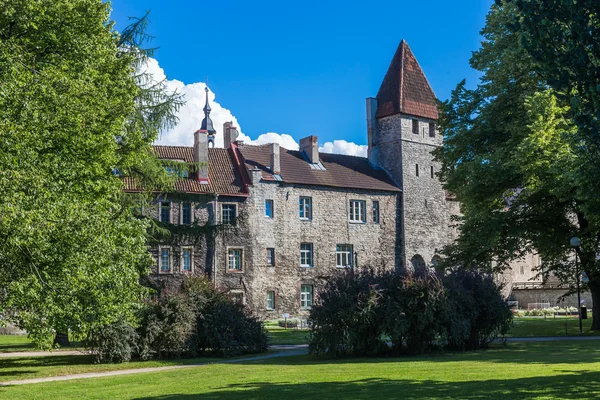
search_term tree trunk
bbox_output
[589,284,600,331]
[53,332,71,347]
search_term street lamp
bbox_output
[570,236,583,334]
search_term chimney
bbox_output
[194,129,209,184]
[300,135,319,164]
[270,143,280,174]
[223,122,239,149]
[366,97,380,168]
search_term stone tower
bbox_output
[366,40,452,272]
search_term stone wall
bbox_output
[236,182,400,318]
[375,113,455,270]
[145,184,400,318]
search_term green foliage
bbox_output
[443,270,512,350]
[308,268,509,357]
[137,291,196,360]
[0,1,180,348]
[87,320,139,364]
[433,1,600,329]
[88,277,267,363]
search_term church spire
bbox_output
[200,86,216,147]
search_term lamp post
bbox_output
[570,236,583,334]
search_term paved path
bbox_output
[0,345,309,387]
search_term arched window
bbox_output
[431,255,443,274]
[410,254,426,274]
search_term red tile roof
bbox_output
[376,40,439,120]
[237,144,400,192]
[123,146,247,196]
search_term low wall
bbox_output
[511,288,592,310]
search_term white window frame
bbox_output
[300,284,314,310]
[222,203,237,226]
[299,196,312,220]
[227,247,244,272]
[159,201,171,223]
[266,290,275,310]
[181,202,193,225]
[265,199,274,218]
[158,246,171,274]
[181,247,193,273]
[349,200,367,223]
[336,244,353,268]
[300,243,313,268]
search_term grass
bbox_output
[508,316,596,337]
[3,341,600,399]
[265,326,310,345]
[0,335,36,353]
[0,354,221,383]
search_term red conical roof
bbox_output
[375,40,438,120]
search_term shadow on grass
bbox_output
[131,371,600,400]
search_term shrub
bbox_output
[86,319,139,364]
[309,267,512,357]
[442,270,512,350]
[309,268,387,357]
[137,291,196,360]
[87,277,267,362]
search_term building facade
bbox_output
[130,40,541,316]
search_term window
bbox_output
[182,203,192,225]
[416,164,419,177]
[228,248,243,271]
[266,291,275,310]
[429,122,436,137]
[300,243,313,268]
[299,196,312,220]
[266,248,275,266]
[160,248,170,273]
[265,199,274,218]
[349,200,367,223]
[231,292,244,305]
[222,204,237,226]
[300,284,313,309]
[182,248,192,272]
[372,201,380,224]
[160,202,171,223]
[412,119,419,135]
[336,245,353,268]
[430,166,434,179]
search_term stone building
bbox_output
[130,40,543,316]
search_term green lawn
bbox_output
[0,335,36,353]
[508,316,596,337]
[0,353,221,383]
[266,326,311,345]
[3,341,600,399]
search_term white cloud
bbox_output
[144,58,365,156]
[319,140,368,158]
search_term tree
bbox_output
[506,0,600,328]
[0,0,179,347]
[434,1,600,330]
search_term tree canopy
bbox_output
[435,1,600,329]
[0,0,179,347]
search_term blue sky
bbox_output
[110,0,493,153]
